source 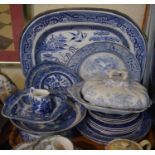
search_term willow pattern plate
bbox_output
[20,8,146,77]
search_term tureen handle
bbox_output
[108,69,128,80]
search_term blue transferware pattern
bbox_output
[67,42,141,81]
[10,97,87,134]
[86,113,143,133]
[25,62,82,92]
[19,128,78,142]
[20,9,147,77]
[80,69,150,110]
[35,26,128,65]
[77,112,151,144]
[0,73,17,101]
[86,120,137,137]
[1,90,69,123]
[67,82,150,115]
[87,112,143,129]
[19,130,40,142]
[22,87,53,115]
[87,120,140,136]
[88,111,140,124]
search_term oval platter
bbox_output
[20,8,147,78]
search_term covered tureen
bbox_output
[68,70,151,114]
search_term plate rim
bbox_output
[67,41,142,81]
[25,62,82,89]
[19,8,147,77]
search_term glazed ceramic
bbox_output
[2,88,69,123]
[10,96,86,134]
[19,130,40,142]
[68,83,150,115]
[19,128,77,142]
[20,9,147,77]
[0,73,17,102]
[86,112,144,132]
[106,139,151,150]
[14,141,36,150]
[22,87,53,115]
[25,62,81,92]
[67,42,141,81]
[88,111,140,124]
[77,112,151,144]
[33,135,74,150]
[86,117,144,137]
[68,69,150,114]
[82,70,150,110]
[15,135,73,150]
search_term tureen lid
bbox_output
[81,69,150,111]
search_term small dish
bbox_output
[15,135,74,150]
[10,97,86,134]
[33,135,74,150]
[2,89,68,123]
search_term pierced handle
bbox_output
[139,140,151,150]
[108,69,128,80]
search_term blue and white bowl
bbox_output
[2,89,69,123]
[10,96,86,135]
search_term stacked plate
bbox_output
[77,111,151,144]
[1,8,151,144]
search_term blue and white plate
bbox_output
[87,112,143,129]
[86,115,144,135]
[77,112,151,144]
[25,62,81,92]
[88,111,140,124]
[10,97,87,134]
[20,9,146,77]
[67,42,141,81]
[1,90,69,123]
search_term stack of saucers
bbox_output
[68,70,152,144]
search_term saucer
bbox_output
[25,62,81,92]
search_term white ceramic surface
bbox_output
[81,70,150,110]
[106,139,151,150]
